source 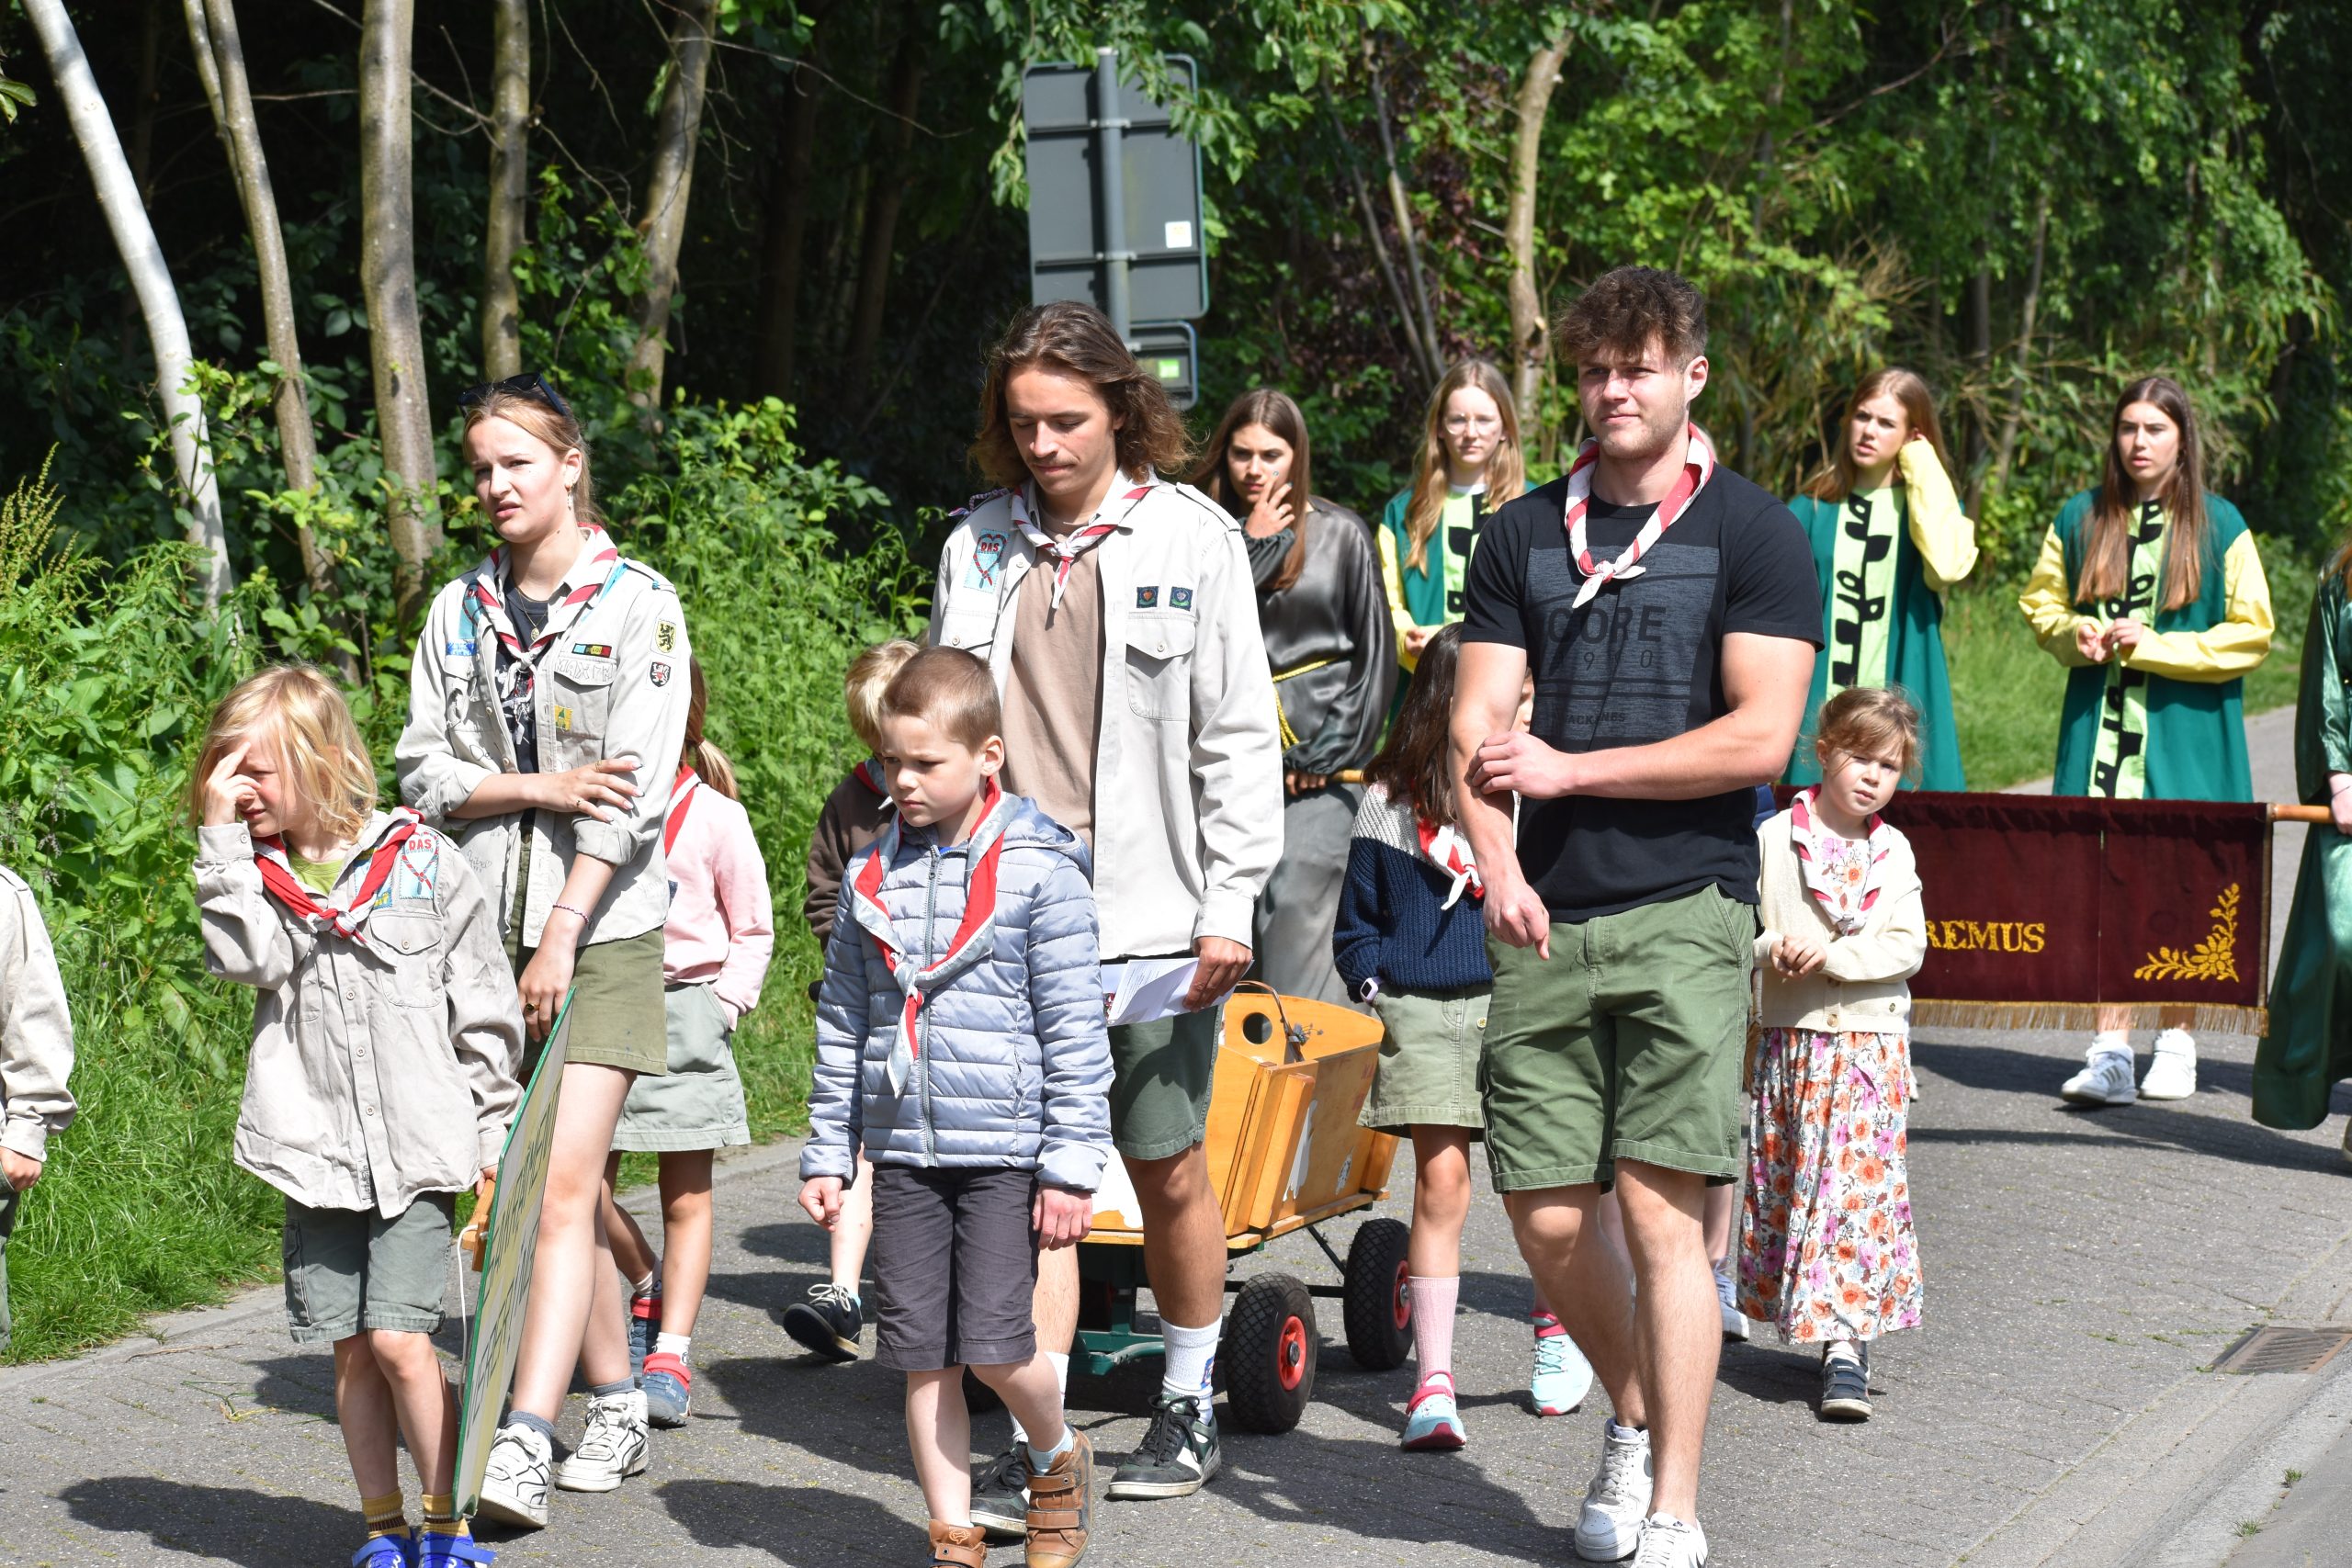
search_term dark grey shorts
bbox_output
[868,1166,1038,1371]
[281,1193,455,1344]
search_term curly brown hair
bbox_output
[1555,265,1708,369]
[969,301,1194,489]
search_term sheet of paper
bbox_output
[1101,957,1200,1027]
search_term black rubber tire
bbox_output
[1221,1273,1317,1434]
[1341,1216,1415,1371]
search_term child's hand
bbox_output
[1033,1185,1093,1250]
[474,1166,497,1213]
[1774,932,1826,977]
[200,742,259,827]
[2075,621,2109,663]
[798,1176,844,1229]
[1,1149,42,1192]
[516,942,576,1041]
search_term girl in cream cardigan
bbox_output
[1739,687,1928,1425]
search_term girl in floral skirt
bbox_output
[1740,686,1928,1423]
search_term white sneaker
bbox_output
[2139,1029,2197,1100]
[476,1421,553,1529]
[554,1388,650,1493]
[1631,1512,1709,1567]
[1574,1418,1654,1562]
[1713,1264,1747,1343]
[2060,1049,2136,1107]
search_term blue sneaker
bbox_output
[351,1535,414,1568]
[640,1350,692,1427]
[1400,1376,1467,1450]
[627,1288,662,1376]
[1529,1314,1594,1417]
[415,1534,495,1568]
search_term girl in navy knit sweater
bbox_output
[1334,626,1594,1450]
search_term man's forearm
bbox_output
[1558,710,1791,800]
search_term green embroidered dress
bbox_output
[2255,571,2352,1129]
[2018,490,2274,801]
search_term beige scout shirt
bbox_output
[1753,809,1927,1035]
[0,866,76,1164]
[1000,536,1106,848]
[197,814,525,1217]
[395,547,692,953]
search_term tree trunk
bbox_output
[1962,254,1992,509]
[1505,26,1572,421]
[360,0,438,628]
[192,0,335,610]
[26,0,232,605]
[1367,59,1442,378]
[753,9,829,401]
[481,0,530,380]
[1990,191,2051,494]
[627,0,718,414]
[1331,103,1432,391]
[842,3,925,404]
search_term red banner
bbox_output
[1791,791,2273,1032]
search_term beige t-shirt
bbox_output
[1001,538,1106,849]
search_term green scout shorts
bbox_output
[1361,987,1490,1135]
[613,982,752,1152]
[515,926,669,1079]
[1482,885,1755,1192]
[0,1183,18,1352]
[1107,1008,1219,1161]
[281,1192,456,1344]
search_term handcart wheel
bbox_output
[1341,1216,1414,1371]
[1221,1273,1317,1433]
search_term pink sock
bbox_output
[1408,1275,1460,1392]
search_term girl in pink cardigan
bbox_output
[603,658,775,1427]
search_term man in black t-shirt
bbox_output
[1453,267,1820,1567]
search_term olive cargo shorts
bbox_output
[1482,885,1755,1192]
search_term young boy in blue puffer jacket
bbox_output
[799,646,1112,1568]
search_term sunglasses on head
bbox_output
[457,371,571,420]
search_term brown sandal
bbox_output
[928,1519,988,1567]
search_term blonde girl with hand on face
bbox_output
[1741,687,1929,1425]
[395,373,693,1529]
[194,666,522,1567]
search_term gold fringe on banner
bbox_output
[1911,999,2269,1035]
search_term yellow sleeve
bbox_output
[2125,531,2275,682]
[1375,524,1419,673]
[1897,441,1977,591]
[2018,525,2101,667]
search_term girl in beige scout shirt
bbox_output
[194,665,522,1567]
[395,374,693,1529]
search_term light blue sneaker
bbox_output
[627,1287,662,1376]
[640,1351,692,1427]
[1529,1314,1594,1417]
[351,1535,414,1568]
[1400,1375,1466,1450]
[414,1534,495,1568]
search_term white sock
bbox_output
[1009,1351,1072,1446]
[1160,1319,1220,1403]
[654,1331,691,1361]
[1024,1426,1073,1471]
[1825,1338,1861,1364]
[2089,1029,2132,1062]
[629,1269,657,1298]
[1607,1416,1646,1442]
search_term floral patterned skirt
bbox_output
[1737,1026,1923,1344]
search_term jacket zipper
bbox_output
[917,840,940,1166]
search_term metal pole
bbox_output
[1094,45,1131,343]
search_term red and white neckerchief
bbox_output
[1788,787,1890,935]
[1416,818,1484,909]
[850,781,1010,1094]
[1008,479,1158,609]
[663,766,700,856]
[254,807,430,945]
[1561,424,1716,609]
[462,524,629,660]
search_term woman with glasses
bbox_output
[1375,361,1532,701]
[395,373,694,1529]
[1194,388,1395,1004]
[1785,368,1976,790]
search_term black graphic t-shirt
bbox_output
[1459,466,1821,919]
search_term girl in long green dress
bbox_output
[1786,368,1977,790]
[2018,374,2275,1109]
[2254,562,2352,1156]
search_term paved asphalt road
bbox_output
[4,709,2348,1567]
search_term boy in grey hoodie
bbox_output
[800,647,1112,1568]
[0,863,76,1354]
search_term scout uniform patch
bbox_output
[571,642,613,658]
[553,705,575,732]
[1170,586,1193,611]
[656,621,677,653]
[966,530,1008,590]
[446,638,477,659]
[1136,585,1159,608]
[650,661,673,686]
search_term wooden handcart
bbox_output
[1078,987,1414,1433]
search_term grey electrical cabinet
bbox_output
[1023,53,1208,331]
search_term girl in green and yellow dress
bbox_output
[2018,374,2274,1108]
[1785,368,1976,791]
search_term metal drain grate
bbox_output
[2211,1325,2352,1375]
